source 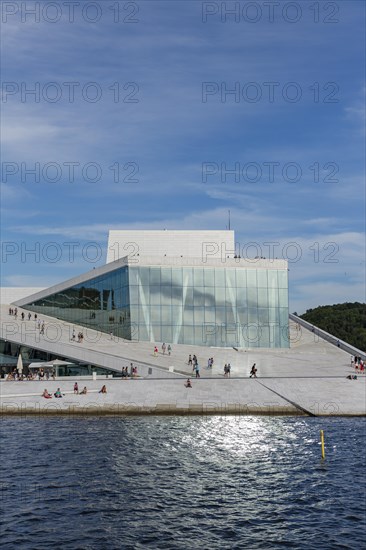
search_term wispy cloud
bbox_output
[1,1,364,313]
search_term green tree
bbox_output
[300,302,366,351]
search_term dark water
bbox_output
[0,416,365,549]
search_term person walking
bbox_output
[249,364,257,378]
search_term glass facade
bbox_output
[24,264,289,348]
[26,267,132,339]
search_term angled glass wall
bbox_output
[24,266,132,339]
[22,264,289,348]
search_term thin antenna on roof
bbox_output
[228,209,231,230]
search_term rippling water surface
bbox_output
[1,416,365,549]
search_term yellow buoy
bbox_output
[320,429,325,459]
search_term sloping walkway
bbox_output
[1,304,365,415]
[0,304,363,379]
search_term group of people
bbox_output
[9,307,35,320]
[5,371,25,381]
[8,307,46,332]
[351,356,365,373]
[6,368,56,381]
[185,360,256,386]
[188,354,255,379]
[73,382,87,394]
[187,354,195,366]
[37,320,46,335]
[121,364,138,378]
[43,388,64,399]
[187,355,200,378]
[161,343,172,355]
[34,368,55,381]
[42,384,106,398]
[347,356,364,379]
[9,307,87,345]
[188,354,215,374]
[153,343,172,356]
[8,308,35,321]
[71,330,84,343]
[223,363,231,377]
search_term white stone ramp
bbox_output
[258,378,366,416]
[0,304,178,378]
[0,304,358,379]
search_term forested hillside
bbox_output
[300,302,366,351]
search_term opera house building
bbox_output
[14,230,289,349]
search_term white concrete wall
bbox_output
[106,230,235,263]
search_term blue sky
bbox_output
[1,0,365,313]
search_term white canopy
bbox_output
[17,354,23,373]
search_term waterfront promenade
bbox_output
[1,304,365,416]
[1,375,365,416]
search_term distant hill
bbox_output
[299,302,366,351]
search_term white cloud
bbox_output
[291,281,365,315]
